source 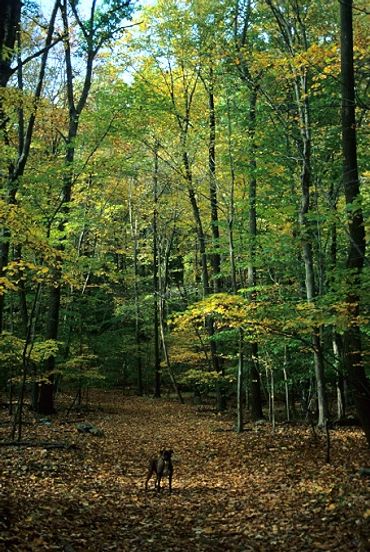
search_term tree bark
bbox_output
[153,144,161,398]
[340,0,370,445]
[37,286,60,414]
[266,0,328,427]
[247,85,263,421]
[226,99,237,291]
[129,188,143,396]
[296,79,327,427]
[183,152,210,297]
[236,330,244,432]
[0,0,21,87]
[233,3,264,422]
[0,1,58,332]
[38,0,99,413]
[207,69,221,292]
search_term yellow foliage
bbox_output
[0,277,18,293]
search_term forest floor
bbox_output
[0,391,369,551]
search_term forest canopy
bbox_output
[0,0,369,442]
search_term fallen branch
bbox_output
[325,420,331,463]
[0,440,78,450]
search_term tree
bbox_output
[0,1,60,334]
[0,0,368,441]
[0,0,22,87]
[340,0,370,445]
[37,0,133,414]
[233,0,264,421]
[265,0,328,426]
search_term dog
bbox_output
[145,449,173,492]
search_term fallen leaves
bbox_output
[0,391,369,551]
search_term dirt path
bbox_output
[0,392,369,551]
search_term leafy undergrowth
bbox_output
[0,391,369,551]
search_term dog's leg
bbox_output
[168,470,172,493]
[156,473,162,492]
[144,471,151,491]
[145,461,155,491]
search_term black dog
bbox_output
[145,449,173,492]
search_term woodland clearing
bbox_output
[0,391,369,551]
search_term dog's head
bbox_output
[160,449,173,461]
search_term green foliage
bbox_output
[71,0,134,54]
[0,333,24,373]
[61,351,104,387]
[0,0,368,419]
[0,333,60,387]
[179,368,235,396]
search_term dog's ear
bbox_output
[159,449,164,455]
[169,449,173,455]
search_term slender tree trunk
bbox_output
[340,0,370,445]
[37,286,60,414]
[283,346,290,422]
[270,367,275,434]
[158,220,184,403]
[226,99,237,291]
[328,178,346,421]
[181,143,221,409]
[266,0,328,427]
[183,150,225,409]
[250,343,263,420]
[295,71,328,427]
[174,72,224,408]
[36,2,132,411]
[11,284,41,437]
[153,144,161,398]
[0,1,58,332]
[129,190,143,396]
[236,329,244,433]
[333,332,345,420]
[207,69,221,292]
[37,127,76,413]
[247,86,257,288]
[247,85,263,421]
[0,0,21,87]
[159,302,183,404]
[38,0,104,413]
[183,151,210,297]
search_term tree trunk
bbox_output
[129,190,143,396]
[247,85,263,421]
[0,0,21,87]
[236,330,244,433]
[247,86,257,288]
[159,301,183,404]
[295,69,328,428]
[250,342,263,420]
[265,0,329,428]
[283,346,290,422]
[38,26,73,412]
[38,0,105,413]
[226,99,237,291]
[153,144,161,398]
[37,285,60,414]
[183,151,210,297]
[182,142,225,409]
[340,0,370,445]
[333,331,346,420]
[207,69,221,292]
[0,1,58,332]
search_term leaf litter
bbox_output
[0,391,369,551]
